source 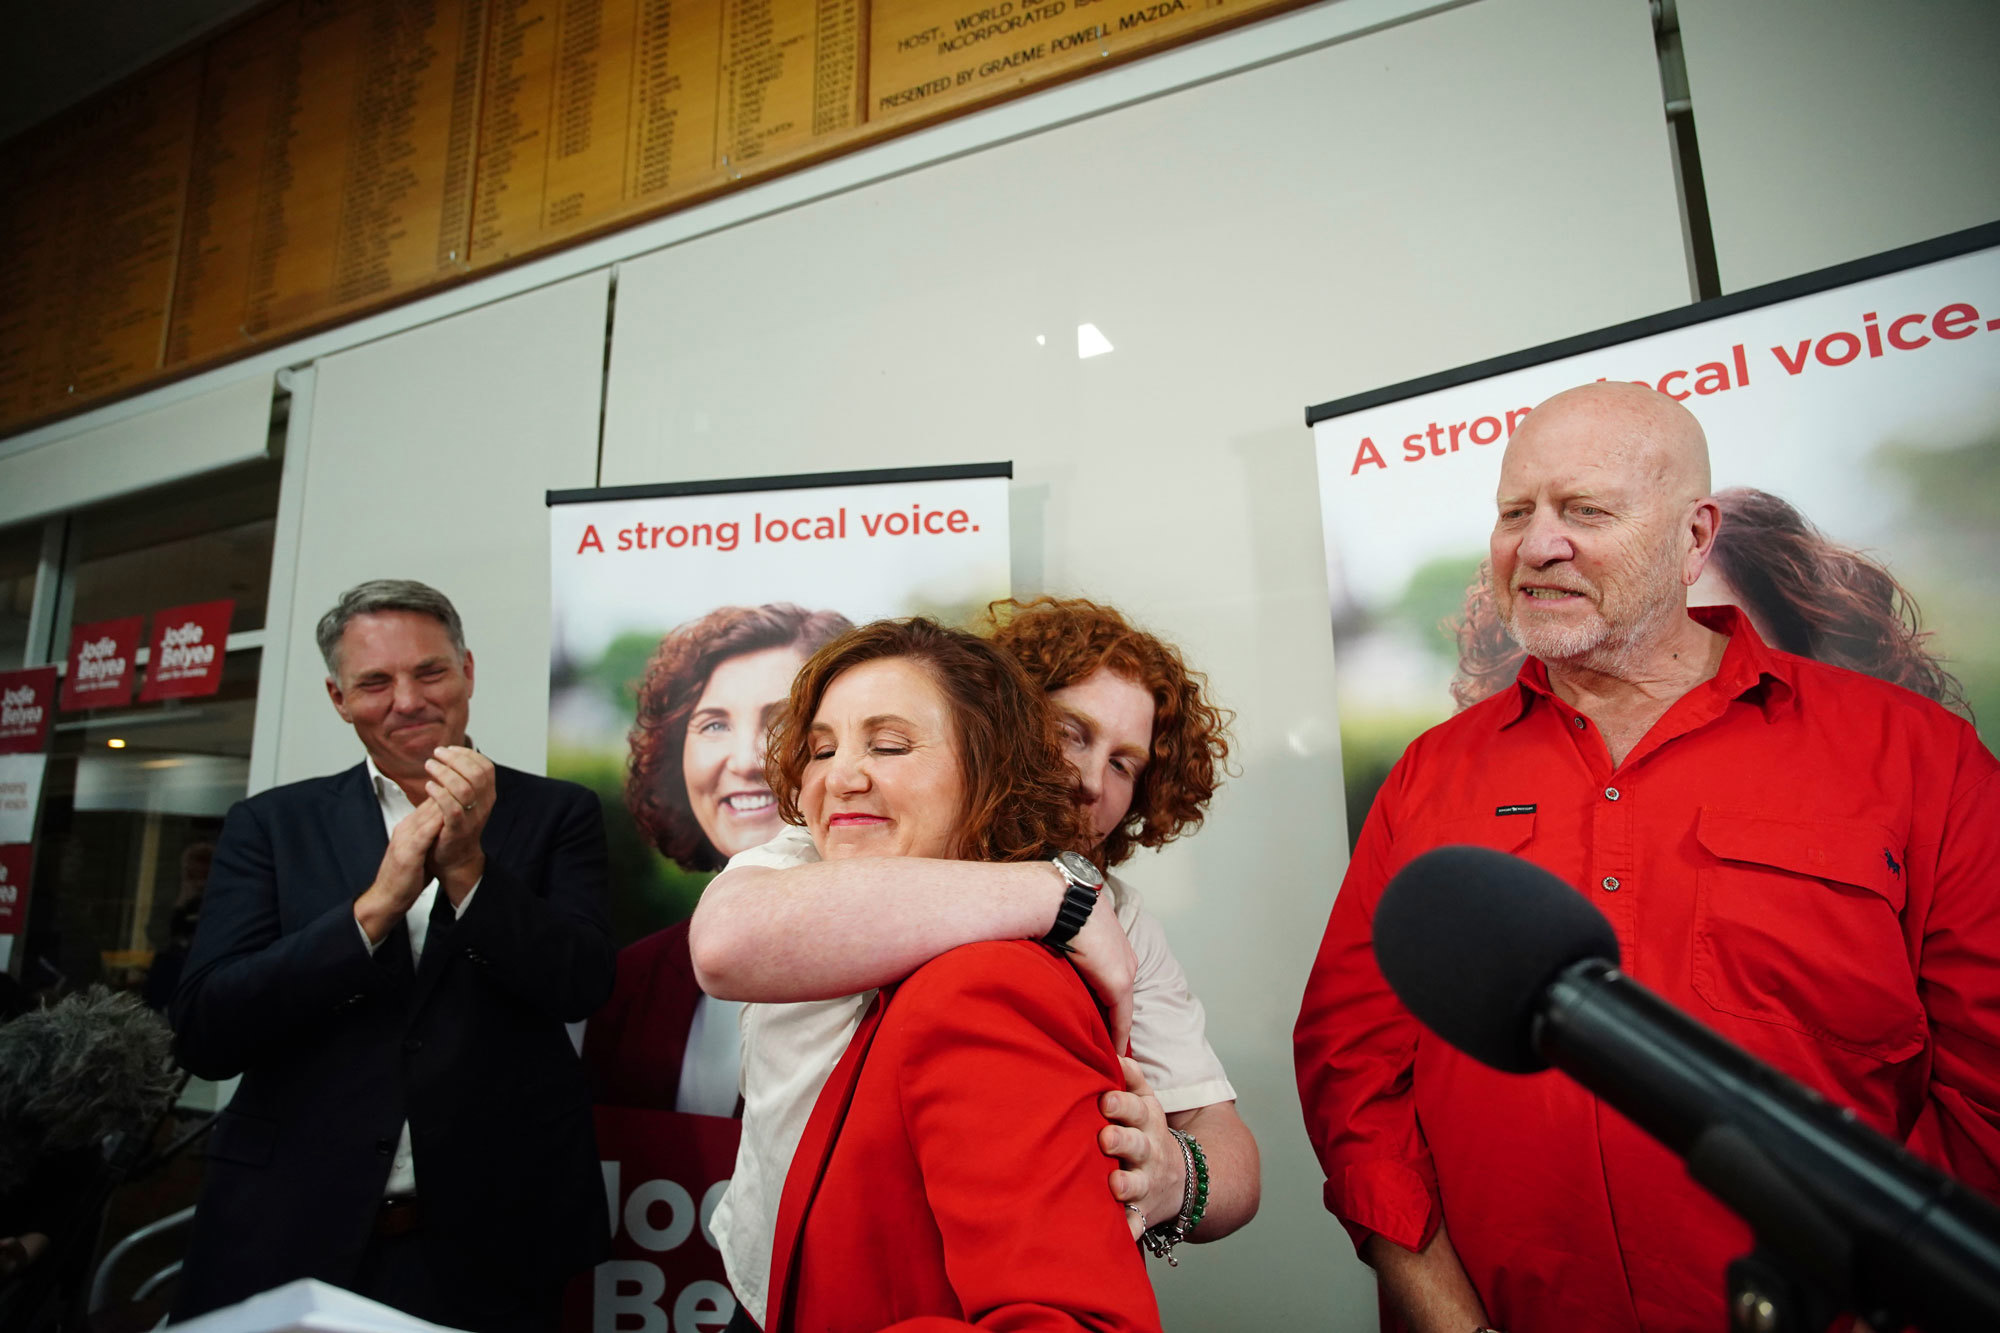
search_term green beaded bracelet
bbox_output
[1181,1129,1210,1235]
[1139,1128,1210,1266]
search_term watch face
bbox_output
[1055,849,1104,888]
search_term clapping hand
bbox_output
[423,745,494,904]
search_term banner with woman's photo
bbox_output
[1307,224,2000,843]
[545,463,1011,1329]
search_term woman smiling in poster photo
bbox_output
[584,603,851,1113]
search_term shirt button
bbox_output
[1605,787,1620,801]
[1602,876,1621,892]
[1572,717,1587,730]
[375,1138,395,1155]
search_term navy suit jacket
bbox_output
[170,761,616,1318]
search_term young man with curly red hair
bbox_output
[691,598,1257,1331]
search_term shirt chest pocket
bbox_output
[1690,809,1922,1064]
[1392,811,1536,874]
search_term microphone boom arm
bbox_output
[1539,960,2000,1333]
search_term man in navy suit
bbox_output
[171,580,615,1332]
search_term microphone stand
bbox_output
[1689,1124,1850,1332]
[1538,960,2000,1333]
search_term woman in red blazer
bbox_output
[755,618,1163,1333]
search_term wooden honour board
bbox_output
[0,0,1303,436]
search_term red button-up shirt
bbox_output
[1294,606,2000,1332]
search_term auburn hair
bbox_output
[986,597,1232,868]
[1449,487,1968,717]
[766,618,1090,863]
[626,603,852,871]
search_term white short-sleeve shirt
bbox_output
[709,825,1235,1324]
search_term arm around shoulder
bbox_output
[690,855,1068,1002]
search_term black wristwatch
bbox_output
[1042,850,1105,949]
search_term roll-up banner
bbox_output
[1307,223,2000,839]
[546,462,1011,1328]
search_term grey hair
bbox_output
[316,579,467,678]
[0,987,179,1196]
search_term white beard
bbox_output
[1501,537,1684,676]
[1504,602,1611,662]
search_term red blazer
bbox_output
[767,940,1163,1333]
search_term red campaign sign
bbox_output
[564,1107,741,1333]
[0,668,57,756]
[140,599,234,702]
[60,616,144,712]
[0,843,32,934]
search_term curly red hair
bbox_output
[766,618,1090,863]
[626,604,852,871]
[986,597,1232,868]
[1449,488,1969,716]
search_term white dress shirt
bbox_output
[357,757,481,1198]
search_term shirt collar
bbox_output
[364,754,409,809]
[1500,603,1795,728]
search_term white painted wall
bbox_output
[599,0,1685,1324]
[1679,0,2000,291]
[262,272,607,786]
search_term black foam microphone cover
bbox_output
[1371,845,1619,1073]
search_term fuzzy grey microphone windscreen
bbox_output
[0,987,178,1197]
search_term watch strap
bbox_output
[1042,874,1098,949]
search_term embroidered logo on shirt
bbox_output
[1495,804,1536,816]
[1884,848,1903,878]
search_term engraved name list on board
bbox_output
[467,0,859,265]
[470,0,722,263]
[0,56,199,425]
[165,0,488,367]
[0,0,1297,435]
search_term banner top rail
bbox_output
[1302,219,2000,428]
[547,461,1013,507]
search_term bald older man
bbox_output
[1294,383,2000,1332]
